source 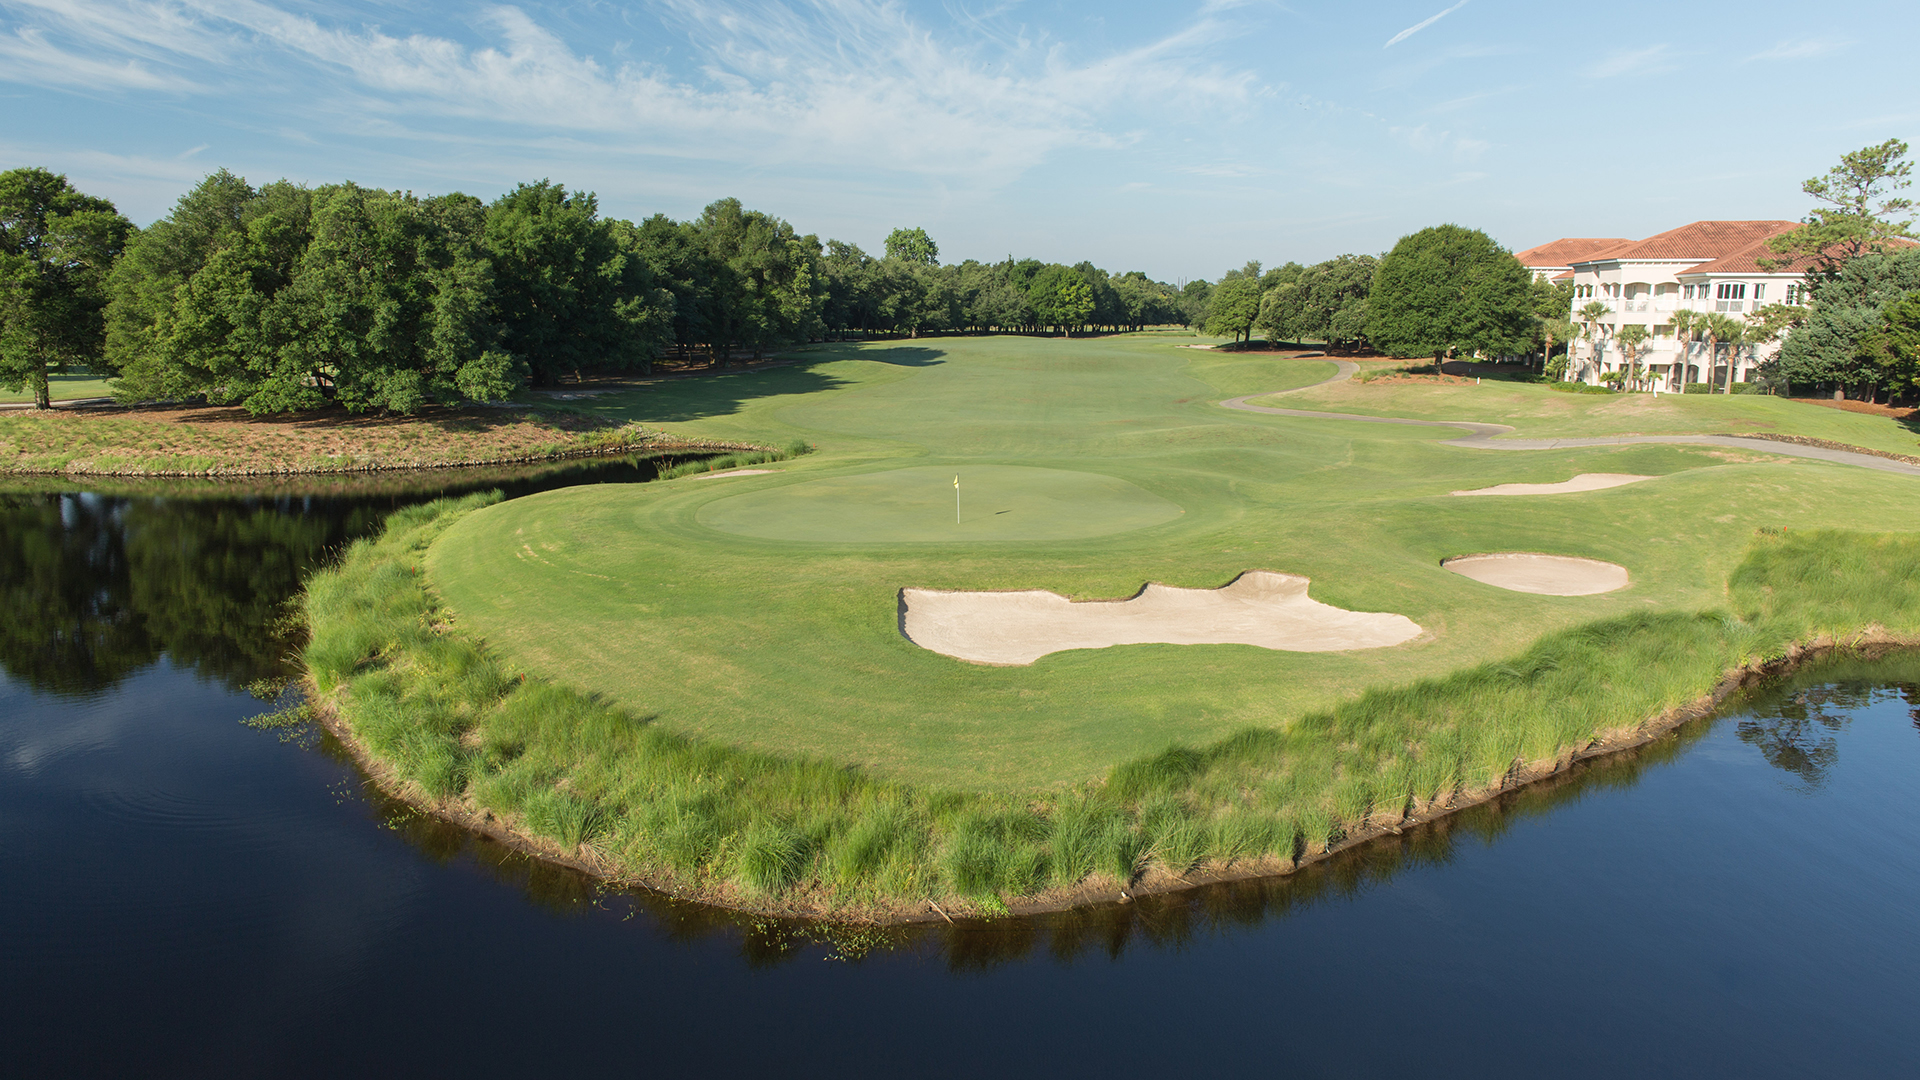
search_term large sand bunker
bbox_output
[1450,473,1654,496]
[901,570,1422,665]
[1442,553,1629,596]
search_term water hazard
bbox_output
[3,463,1918,1076]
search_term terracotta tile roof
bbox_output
[1677,233,1920,276]
[1514,237,1632,268]
[1551,270,1574,282]
[1575,220,1798,264]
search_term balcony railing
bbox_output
[1715,300,1745,312]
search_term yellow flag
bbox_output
[953,475,959,488]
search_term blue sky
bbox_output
[3,0,1915,280]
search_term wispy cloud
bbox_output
[0,0,1268,187]
[1744,37,1849,62]
[1587,43,1675,78]
[1384,0,1469,49]
[1388,123,1487,162]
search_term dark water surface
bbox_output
[4,464,1919,1077]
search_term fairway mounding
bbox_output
[1442,553,1629,596]
[1450,473,1654,496]
[698,464,1182,542]
[1219,365,1920,478]
[901,570,1423,665]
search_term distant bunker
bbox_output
[1442,553,1630,596]
[1450,473,1655,497]
[901,571,1423,666]
[697,464,1182,542]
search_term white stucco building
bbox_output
[1526,221,1808,389]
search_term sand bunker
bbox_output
[1442,553,1629,596]
[693,468,777,479]
[1450,473,1654,497]
[901,570,1422,665]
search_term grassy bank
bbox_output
[305,495,1920,919]
[1262,370,1920,457]
[0,400,769,476]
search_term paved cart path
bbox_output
[1220,361,1920,478]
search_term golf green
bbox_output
[696,464,1183,542]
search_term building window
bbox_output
[1787,284,1804,304]
[1753,283,1766,300]
[1716,283,1747,300]
[1682,284,1697,299]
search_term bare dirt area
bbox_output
[0,401,705,476]
[900,570,1422,665]
[1360,359,1540,387]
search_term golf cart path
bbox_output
[1220,361,1920,478]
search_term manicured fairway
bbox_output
[426,334,1920,791]
[0,371,115,405]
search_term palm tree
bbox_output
[1669,308,1701,388]
[1615,323,1650,390]
[1576,300,1610,382]
[1701,312,1747,393]
[1542,316,1575,380]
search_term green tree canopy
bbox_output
[1027,264,1094,334]
[1770,247,1920,398]
[688,198,826,363]
[484,181,672,385]
[0,168,131,408]
[1368,224,1534,360]
[1204,275,1262,342]
[114,181,518,414]
[883,226,939,266]
[1765,139,1915,274]
[1255,254,1376,349]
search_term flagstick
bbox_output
[954,474,960,525]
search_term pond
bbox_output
[3,462,1917,1077]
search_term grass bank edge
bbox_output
[0,418,796,477]
[301,496,1920,921]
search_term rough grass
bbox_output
[305,496,1920,916]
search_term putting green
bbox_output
[696,464,1182,542]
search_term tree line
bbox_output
[1191,227,1563,363]
[17,146,1911,414]
[1,167,1202,413]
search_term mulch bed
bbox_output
[1719,432,1920,465]
[1787,397,1919,421]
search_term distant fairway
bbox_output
[698,464,1183,542]
[426,334,1920,790]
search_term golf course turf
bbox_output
[305,333,1920,918]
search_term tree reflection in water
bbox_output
[1731,651,1920,791]
[0,453,687,697]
